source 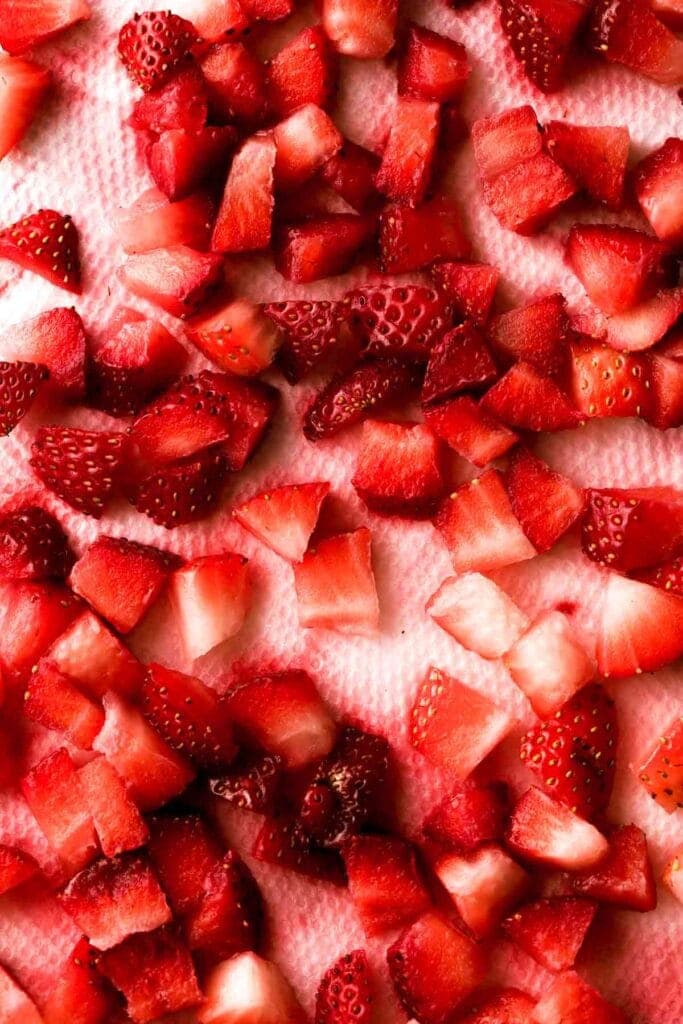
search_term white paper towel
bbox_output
[0,0,682,1021]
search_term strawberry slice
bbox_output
[472,104,543,180]
[488,293,569,376]
[294,528,380,635]
[267,25,337,118]
[0,845,37,896]
[569,339,654,419]
[596,573,683,677]
[233,482,329,561]
[210,751,283,814]
[0,966,43,1024]
[458,989,537,1024]
[78,756,149,858]
[120,244,224,318]
[436,845,531,938]
[0,209,81,293]
[398,22,470,101]
[349,284,453,362]
[0,0,91,54]
[200,42,268,124]
[427,573,529,659]
[587,0,683,86]
[274,103,342,192]
[148,126,237,201]
[315,950,372,1024]
[304,358,417,440]
[131,64,209,134]
[344,835,430,936]
[432,262,500,327]
[30,426,126,518]
[264,299,357,383]
[0,55,51,161]
[422,324,497,405]
[186,295,282,376]
[498,0,587,92]
[502,896,597,972]
[507,613,596,718]
[352,420,446,517]
[545,122,630,209]
[423,779,510,851]
[43,938,117,1024]
[275,213,376,283]
[482,362,581,431]
[118,11,198,92]
[0,579,81,682]
[212,134,276,253]
[0,306,87,398]
[0,505,70,582]
[375,96,440,205]
[506,788,609,870]
[582,486,683,571]
[483,153,576,234]
[634,137,683,245]
[572,824,656,911]
[322,0,398,58]
[200,953,306,1024]
[169,553,251,659]
[24,659,105,748]
[116,187,214,254]
[379,198,470,274]
[566,224,669,315]
[637,716,683,812]
[532,971,629,1024]
[506,448,586,553]
[0,360,48,435]
[424,396,518,467]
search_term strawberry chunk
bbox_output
[24,659,104,747]
[507,788,610,870]
[31,427,126,518]
[0,306,87,399]
[78,757,149,858]
[322,0,398,58]
[0,505,72,580]
[169,552,251,660]
[482,362,581,431]
[147,812,224,916]
[532,971,629,1024]
[424,396,517,467]
[595,573,683,677]
[459,989,537,1024]
[663,847,683,903]
[148,125,237,201]
[427,573,529,659]
[0,209,81,293]
[436,845,531,937]
[294,528,380,635]
[315,950,372,1024]
[375,96,439,205]
[0,966,43,1024]
[0,0,91,54]
[498,0,587,92]
[0,845,37,896]
[304,359,417,439]
[118,11,197,92]
[199,953,306,1024]
[635,552,683,595]
[116,188,214,254]
[545,122,630,209]
[349,284,453,362]
[507,449,586,553]
[240,0,293,21]
[398,22,470,101]
[569,339,654,419]
[379,199,470,276]
[647,350,683,429]
[344,834,430,936]
[566,224,669,315]
[208,371,279,471]
[267,26,337,118]
[120,245,225,318]
[352,420,446,518]
[634,138,683,245]
[587,0,683,86]
[483,154,576,234]
[472,105,543,180]
[488,293,569,376]
[573,824,656,911]
[604,286,683,353]
[582,486,683,572]
[275,213,375,283]
[432,261,499,327]
[234,482,329,561]
[210,751,283,813]
[47,610,144,699]
[179,0,250,40]
[212,134,276,253]
[424,779,510,851]
[264,299,357,383]
[422,324,497,405]
[319,140,380,211]
[128,449,228,528]
[187,295,282,375]
[0,579,81,681]
[637,716,683,812]
[200,41,268,124]
[253,816,345,884]
[503,897,597,972]
[131,64,209,134]
[43,937,117,1024]
[0,55,51,161]
[274,104,342,192]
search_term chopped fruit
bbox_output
[118,11,197,92]
[275,213,375,283]
[506,611,594,716]
[210,751,283,813]
[234,482,329,561]
[0,505,72,580]
[587,0,683,86]
[322,0,398,58]
[169,553,250,660]
[0,965,43,1024]
[116,187,214,254]
[200,42,268,124]
[0,55,51,161]
[569,339,653,419]
[264,299,356,383]
[604,286,683,353]
[207,371,278,471]
[375,96,439,205]
[0,209,81,293]
[199,953,306,1024]
[506,788,609,870]
[0,845,37,895]
[652,0,683,29]
[482,363,581,432]
[143,663,236,769]
[349,284,453,363]
[31,427,125,519]
[240,0,292,21]
[319,141,380,212]
[506,450,585,554]
[130,449,228,528]
[131,64,209,133]
[435,470,536,573]
[294,528,380,635]
[595,573,683,678]
[428,574,528,660]
[24,659,104,748]
[471,105,543,181]
[634,138,683,245]
[636,553,683,595]
[352,420,445,518]
[458,989,537,1024]
[47,610,144,699]
[436,845,530,938]
[70,537,171,635]
[488,293,569,376]
[179,0,250,40]
[582,486,683,572]
[410,666,513,777]
[398,23,470,102]
[21,747,97,875]
[637,716,683,812]
[43,937,117,1024]
[274,104,342,192]
[663,848,683,904]
[253,816,344,884]
[267,26,337,118]
[520,683,618,820]
[93,692,195,811]
[424,396,518,467]
[566,224,669,315]
[315,950,372,1024]
[147,812,224,916]
[186,851,263,966]
[212,134,276,253]
[532,971,629,1024]
[503,897,597,972]
[0,0,91,54]
[304,359,417,440]
[78,757,149,858]
[424,779,509,851]
[344,835,430,936]
[648,352,683,429]
[422,324,497,405]
[148,125,237,201]
[0,580,81,681]
[387,912,487,1024]
[0,306,87,398]
[379,198,470,275]
[498,0,587,92]
[573,824,656,911]
[432,262,500,327]
[97,927,202,1024]
[226,669,336,768]
[544,122,630,209]
[120,245,225,318]
[186,296,282,376]
[483,153,576,234]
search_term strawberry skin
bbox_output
[0,360,48,435]
[31,427,126,518]
[634,137,683,245]
[315,950,373,1024]
[264,299,357,383]
[569,339,654,420]
[118,11,198,92]
[304,359,417,440]
[0,209,81,293]
[635,554,683,596]
[587,0,683,86]
[637,716,683,812]
[210,750,283,814]
[582,487,683,571]
[349,284,453,362]
[498,0,587,93]
[0,306,87,399]
[129,449,228,528]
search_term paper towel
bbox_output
[0,0,682,1020]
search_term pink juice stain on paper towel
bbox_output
[0,0,682,1021]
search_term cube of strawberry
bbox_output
[0,307,87,400]
[274,103,342,192]
[544,122,630,210]
[148,125,237,201]
[471,105,543,181]
[352,420,446,518]
[596,574,683,678]
[0,965,43,1024]
[487,293,569,376]
[637,716,683,812]
[78,757,149,859]
[379,198,470,274]
[504,611,594,716]
[47,611,144,699]
[603,286,683,353]
[200,42,268,124]
[424,396,518,467]
[431,261,500,327]
[43,937,118,1024]
[186,296,282,376]
[116,187,215,255]
[375,96,440,205]
[532,971,629,1024]
[148,812,224,917]
[481,362,581,431]
[572,824,656,911]
[459,989,537,1024]
[344,834,431,936]
[422,324,497,405]
[506,449,586,553]
[0,580,81,682]
[234,482,330,562]
[275,213,376,282]
[436,844,531,937]
[199,952,306,1024]
[24,659,104,748]
[484,153,577,234]
[319,139,380,211]
[180,0,250,44]
[322,0,398,58]
[0,845,37,895]
[266,26,337,118]
[212,134,276,253]
[427,573,529,659]
[634,138,683,245]
[130,65,209,133]
[169,553,251,660]
[0,505,72,582]
[294,528,380,635]
[210,750,283,814]
[566,224,669,315]
[587,0,683,86]
[120,245,225,319]
[506,788,609,870]
[398,23,470,102]
[502,896,597,972]
[423,779,510,851]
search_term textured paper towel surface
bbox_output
[0,0,682,1020]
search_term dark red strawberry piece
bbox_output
[315,949,373,1024]
[375,96,440,205]
[0,0,92,55]
[200,41,269,125]
[637,716,683,812]
[652,0,683,29]
[352,420,446,518]
[506,448,586,553]
[581,486,683,571]
[482,362,581,431]
[0,209,81,292]
[118,11,198,92]
[498,0,587,93]
[379,198,470,274]
[502,896,597,972]
[424,395,518,467]
[344,835,431,935]
[545,122,630,209]
[572,824,656,911]
[423,779,509,851]
[30,427,125,518]
[209,751,283,813]
[252,817,345,884]
[304,359,418,440]
[263,299,358,383]
[566,224,669,315]
[635,554,683,596]
[319,140,380,212]
[0,505,72,580]
[148,812,223,916]
[0,844,38,895]
[186,850,263,968]
[587,0,683,86]
[120,245,225,319]
[148,126,237,201]
[634,137,683,245]
[131,63,209,133]
[43,937,118,1024]
[431,262,499,327]
[275,213,376,283]
[487,293,569,376]
[398,22,470,102]
[483,153,576,234]
[348,284,453,362]
[267,25,337,118]
[129,448,228,528]
[421,323,497,405]
[0,360,48,434]
[568,339,654,420]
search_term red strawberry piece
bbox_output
[267,25,337,119]
[484,153,576,234]
[507,611,595,718]
[200,42,268,124]
[131,63,209,133]
[438,103,469,150]
[93,692,195,811]
[294,528,380,635]
[387,912,487,1024]
[21,747,98,875]
[304,358,417,440]
[569,339,654,419]
[148,125,237,201]
[507,788,610,870]
[0,55,51,161]
[482,362,581,431]
[118,10,198,92]
[97,926,202,1024]
[319,140,380,212]
[635,553,683,595]
[143,663,236,769]
[532,971,629,1024]
[200,953,306,1024]
[487,293,569,376]
[212,134,277,253]
[545,122,630,209]
[240,0,293,21]
[344,835,430,936]
[634,137,683,245]
[566,224,669,315]
[234,481,329,561]
[0,845,37,895]
[507,448,586,553]
[322,0,397,58]
[410,666,513,777]
[0,209,81,293]
[203,370,279,471]
[275,213,376,283]
[646,351,683,429]
[352,420,446,518]
[583,486,683,571]
[182,0,250,41]
[637,715,683,812]
[274,103,343,192]
[498,0,587,92]
[186,850,263,968]
[25,658,104,747]
[471,105,543,181]
[432,262,499,328]
[210,750,283,813]
[424,779,509,851]
[47,610,145,699]
[43,937,117,1024]
[596,573,683,677]
[226,669,336,768]
[315,949,372,1024]
[424,396,518,467]
[0,579,81,682]
[519,682,617,816]
[603,286,683,353]
[379,198,470,275]
[78,756,149,858]
[0,0,91,54]
[428,573,528,660]
[375,96,440,205]
[148,812,224,916]
[252,816,345,884]
[349,284,454,362]
[0,966,42,1024]
[0,505,72,580]
[116,187,214,255]
[0,306,87,399]
[170,552,250,659]
[458,988,537,1024]
[434,469,536,573]
[264,299,357,384]
[503,896,597,972]
[398,22,470,102]
[120,244,224,318]
[436,844,531,938]
[664,847,683,903]
[186,295,282,375]
[587,0,683,86]
[129,448,227,528]
[422,324,497,405]
[30,427,126,518]
[573,824,656,911]
[652,0,683,28]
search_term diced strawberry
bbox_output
[569,339,654,419]
[424,396,518,467]
[424,779,510,851]
[187,295,282,376]
[503,897,597,972]
[186,850,263,967]
[0,208,81,292]
[0,0,91,54]
[43,937,117,1024]
[294,528,380,635]
[179,0,250,40]
[422,324,497,405]
[143,663,236,768]
[116,188,214,254]
[212,134,276,254]
[31,427,126,519]
[0,306,87,398]
[352,420,445,518]
[131,64,209,133]
[506,787,610,870]
[652,0,683,28]
[199,953,306,1024]
[350,284,453,363]
[0,55,51,161]
[458,988,537,1024]
[205,370,279,470]
[647,351,683,429]
[201,42,268,125]
[47,610,144,699]
[472,105,543,181]
[387,912,487,1024]
[93,692,195,811]
[253,815,345,884]
[587,0,683,86]
[343,835,430,936]
[604,286,683,353]
[24,659,104,747]
[634,138,683,245]
[118,11,197,92]
[169,552,250,660]
[210,750,283,813]
[78,756,149,858]
[507,449,585,555]
[375,96,439,205]
[264,299,357,383]
[484,154,576,234]
[499,0,587,92]
[240,0,293,21]
[436,844,530,938]
[120,244,225,318]
[520,683,617,819]
[635,553,683,595]
[435,469,536,573]
[128,449,228,528]
[410,666,513,777]
[398,22,470,101]
[379,199,470,276]
[637,715,683,812]
[532,971,629,1024]
[148,812,223,916]
[0,965,43,1024]
[234,482,329,561]
[427,573,529,660]
[319,140,380,212]
[322,0,398,58]
[304,358,417,439]
[315,950,372,1024]
[0,505,72,581]
[275,213,375,283]
[267,25,337,118]
[148,126,237,201]
[274,104,342,192]
[566,224,669,315]
[432,262,499,328]
[663,847,683,903]
[573,824,656,911]
[0,579,81,681]
[582,486,683,572]
[21,747,97,875]
[595,572,683,677]
[482,362,581,431]
[545,122,630,209]
[0,845,37,895]
[488,293,569,376]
